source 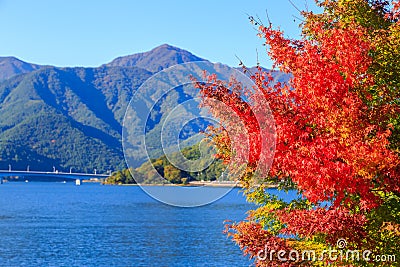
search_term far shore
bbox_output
[1,179,278,189]
[102,181,279,189]
[102,181,240,187]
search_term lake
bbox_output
[0,182,295,267]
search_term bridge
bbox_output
[0,170,110,185]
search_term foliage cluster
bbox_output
[105,143,225,184]
[195,1,400,266]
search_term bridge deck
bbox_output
[0,170,109,180]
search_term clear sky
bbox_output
[0,0,320,68]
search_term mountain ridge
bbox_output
[0,56,42,82]
[0,44,288,173]
[105,44,207,72]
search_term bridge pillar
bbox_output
[75,179,81,186]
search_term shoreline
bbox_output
[103,181,279,189]
[102,181,240,187]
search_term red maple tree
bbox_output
[195,0,400,266]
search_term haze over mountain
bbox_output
[0,44,289,173]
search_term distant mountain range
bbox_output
[0,44,289,173]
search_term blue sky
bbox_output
[0,0,320,68]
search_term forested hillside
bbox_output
[0,44,288,173]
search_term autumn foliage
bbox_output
[196,0,400,266]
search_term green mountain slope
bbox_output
[0,44,288,174]
[0,44,208,173]
[0,65,152,172]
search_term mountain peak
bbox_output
[0,56,42,81]
[106,44,206,72]
[155,43,176,49]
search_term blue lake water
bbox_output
[0,182,296,267]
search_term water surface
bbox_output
[0,182,296,267]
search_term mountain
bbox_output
[0,44,209,173]
[105,44,205,72]
[0,65,152,173]
[0,44,288,174]
[0,57,42,82]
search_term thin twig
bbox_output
[304,0,309,12]
[246,13,256,25]
[265,8,272,26]
[292,15,305,22]
[256,14,265,27]
[288,0,302,13]
[235,54,255,77]
[256,48,260,67]
[235,54,244,67]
